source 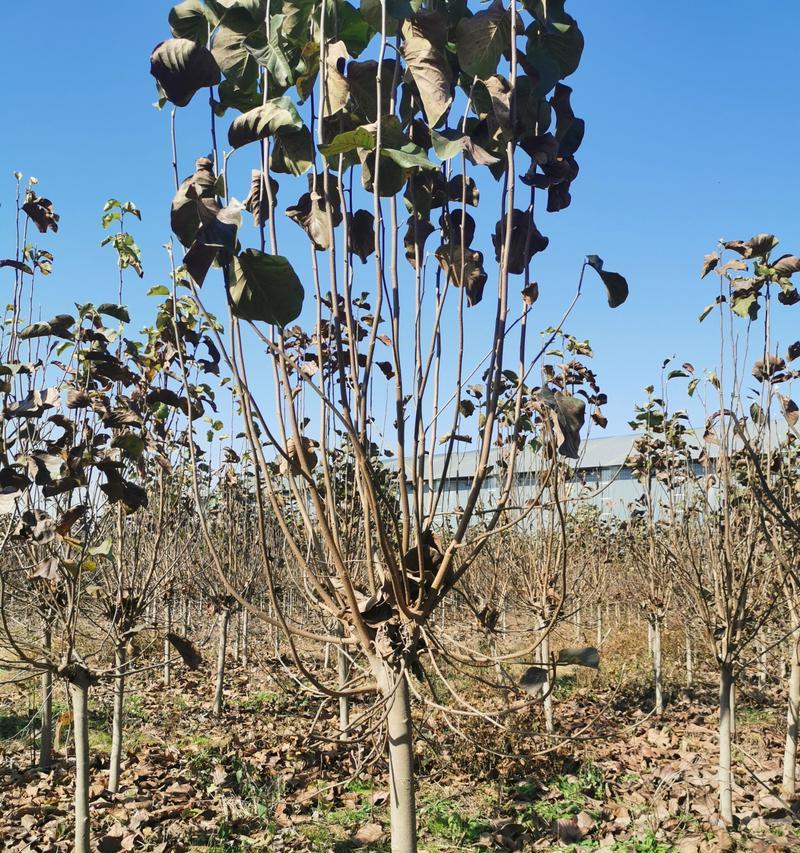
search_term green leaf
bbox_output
[430,128,500,165]
[148,285,171,297]
[169,0,217,42]
[337,1,373,56]
[270,125,314,175]
[731,291,759,320]
[381,144,436,170]
[20,315,75,341]
[319,126,377,157]
[698,296,725,322]
[111,432,146,457]
[96,304,130,323]
[211,24,256,88]
[455,0,511,80]
[525,13,584,83]
[229,249,304,326]
[244,15,296,89]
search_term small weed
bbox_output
[421,798,491,844]
[124,692,147,721]
[237,690,279,711]
[614,830,674,852]
[345,777,374,794]
[523,762,605,826]
[736,706,773,725]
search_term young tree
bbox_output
[150,1,628,849]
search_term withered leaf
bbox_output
[22,193,59,233]
[348,209,375,263]
[150,38,221,107]
[401,12,453,127]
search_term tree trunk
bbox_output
[382,667,416,853]
[718,662,734,824]
[164,593,172,687]
[758,634,768,686]
[540,628,554,734]
[685,629,693,688]
[337,625,349,737]
[213,609,231,716]
[782,606,800,796]
[108,644,127,793]
[596,604,603,648]
[651,615,663,715]
[39,622,53,769]
[233,612,241,664]
[241,609,249,668]
[69,668,92,853]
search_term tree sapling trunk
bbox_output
[69,666,92,853]
[782,605,800,796]
[213,609,231,716]
[718,662,734,824]
[108,644,127,793]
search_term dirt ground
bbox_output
[0,648,798,852]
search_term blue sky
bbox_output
[2,1,799,436]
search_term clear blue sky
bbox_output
[2,2,799,434]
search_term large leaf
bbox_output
[229,249,304,326]
[22,194,59,234]
[243,169,279,225]
[401,12,453,127]
[455,0,511,80]
[586,255,629,308]
[19,315,75,341]
[184,200,243,285]
[348,209,375,263]
[211,23,258,88]
[435,244,488,306]
[321,118,436,173]
[169,0,218,42]
[525,13,584,83]
[534,387,585,458]
[286,181,343,251]
[322,40,350,116]
[430,129,500,165]
[96,304,130,323]
[347,59,396,121]
[773,254,800,277]
[338,1,373,57]
[229,97,314,174]
[492,209,548,274]
[228,96,304,148]
[171,157,219,247]
[150,38,221,107]
[270,126,314,175]
[243,15,297,90]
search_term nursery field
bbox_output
[1,622,799,852]
[2,0,800,851]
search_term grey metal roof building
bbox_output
[408,422,790,523]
